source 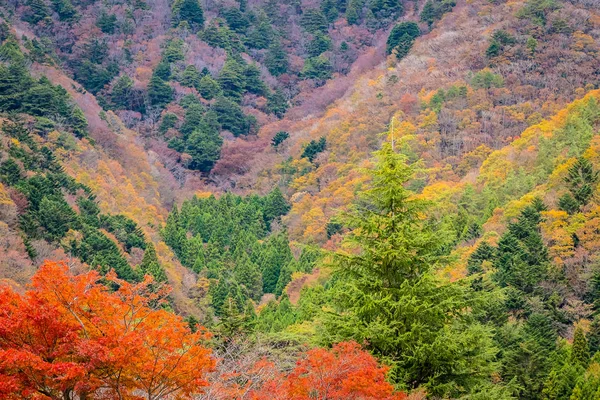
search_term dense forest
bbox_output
[2,0,600,397]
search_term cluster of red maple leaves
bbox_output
[0,262,406,399]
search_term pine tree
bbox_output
[185,125,223,173]
[148,74,173,108]
[386,22,420,55]
[218,58,245,101]
[246,18,273,49]
[197,75,221,100]
[234,251,263,300]
[174,0,204,32]
[243,63,267,96]
[300,9,329,33]
[565,157,598,208]
[323,143,497,396]
[571,326,591,367]
[589,316,600,356]
[51,0,78,22]
[213,96,250,136]
[265,42,289,76]
[558,192,579,215]
[23,0,50,25]
[181,65,201,88]
[267,89,288,118]
[263,187,290,224]
[467,241,495,275]
[139,243,168,283]
[271,131,289,148]
[180,103,205,138]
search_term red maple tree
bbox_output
[0,261,215,400]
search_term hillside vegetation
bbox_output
[2,0,600,398]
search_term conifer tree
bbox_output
[181,65,201,88]
[234,251,263,300]
[572,326,591,368]
[148,74,173,108]
[323,143,496,396]
[197,75,221,100]
[139,243,168,283]
[265,42,289,76]
[467,241,495,275]
[565,157,598,208]
[173,0,204,32]
[218,58,245,101]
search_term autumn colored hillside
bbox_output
[3,0,600,397]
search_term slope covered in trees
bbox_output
[3,0,600,397]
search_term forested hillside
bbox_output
[2,0,600,397]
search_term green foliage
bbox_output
[420,0,456,27]
[517,0,560,26]
[265,42,289,76]
[301,137,326,162]
[386,22,420,56]
[0,159,24,186]
[346,0,363,24]
[163,191,293,313]
[0,118,140,283]
[307,33,332,57]
[267,89,289,118]
[493,199,549,295]
[501,314,558,399]
[0,47,88,136]
[471,69,505,89]
[139,243,168,283]
[99,214,146,251]
[184,124,223,173]
[181,65,201,88]
[36,195,78,241]
[148,74,173,108]
[558,192,579,215]
[162,39,185,63]
[564,157,598,209]
[218,57,246,101]
[74,226,138,281]
[467,241,495,275]
[213,96,251,136]
[243,63,268,96]
[111,75,145,113]
[22,0,51,25]
[197,74,222,100]
[542,363,583,400]
[369,0,403,20]
[51,0,78,22]
[173,0,205,32]
[301,56,333,81]
[571,327,591,368]
[246,18,274,49]
[323,144,497,396]
[97,11,117,34]
[271,131,290,148]
[486,31,515,58]
[159,113,178,135]
[300,9,329,33]
[221,7,249,34]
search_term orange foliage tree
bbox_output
[0,261,215,400]
[250,341,405,400]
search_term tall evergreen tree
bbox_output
[173,0,204,31]
[323,143,497,396]
[139,243,168,283]
[565,157,598,208]
[218,58,245,101]
[572,326,591,368]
